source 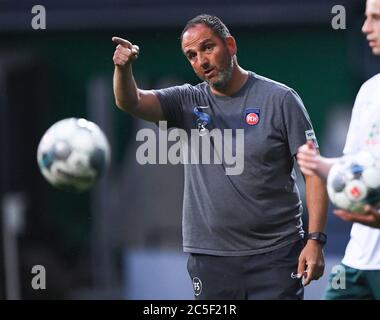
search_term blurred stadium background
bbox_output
[0,0,379,300]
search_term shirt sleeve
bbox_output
[153,84,191,129]
[343,86,365,155]
[281,89,318,157]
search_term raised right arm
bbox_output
[112,36,165,123]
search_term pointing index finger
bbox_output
[112,36,133,48]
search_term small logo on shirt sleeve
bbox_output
[305,129,319,148]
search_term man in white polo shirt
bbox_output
[296,0,380,299]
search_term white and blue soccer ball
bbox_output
[37,118,111,192]
[327,151,380,213]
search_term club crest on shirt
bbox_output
[245,108,260,126]
[365,123,380,146]
[193,106,211,136]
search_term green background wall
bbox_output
[1,26,360,251]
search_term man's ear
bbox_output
[226,36,237,56]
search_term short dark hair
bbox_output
[180,14,231,43]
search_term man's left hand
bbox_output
[297,240,325,286]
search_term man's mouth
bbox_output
[204,68,215,78]
[368,39,377,47]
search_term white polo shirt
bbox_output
[342,73,380,270]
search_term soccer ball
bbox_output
[37,118,111,192]
[327,151,380,213]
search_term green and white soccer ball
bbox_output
[327,151,380,213]
[37,118,111,192]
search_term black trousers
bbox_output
[187,240,304,300]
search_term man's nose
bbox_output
[199,53,210,68]
[362,19,372,35]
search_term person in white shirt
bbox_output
[296,0,380,299]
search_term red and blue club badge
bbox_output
[244,108,260,126]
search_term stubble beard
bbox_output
[205,57,234,90]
